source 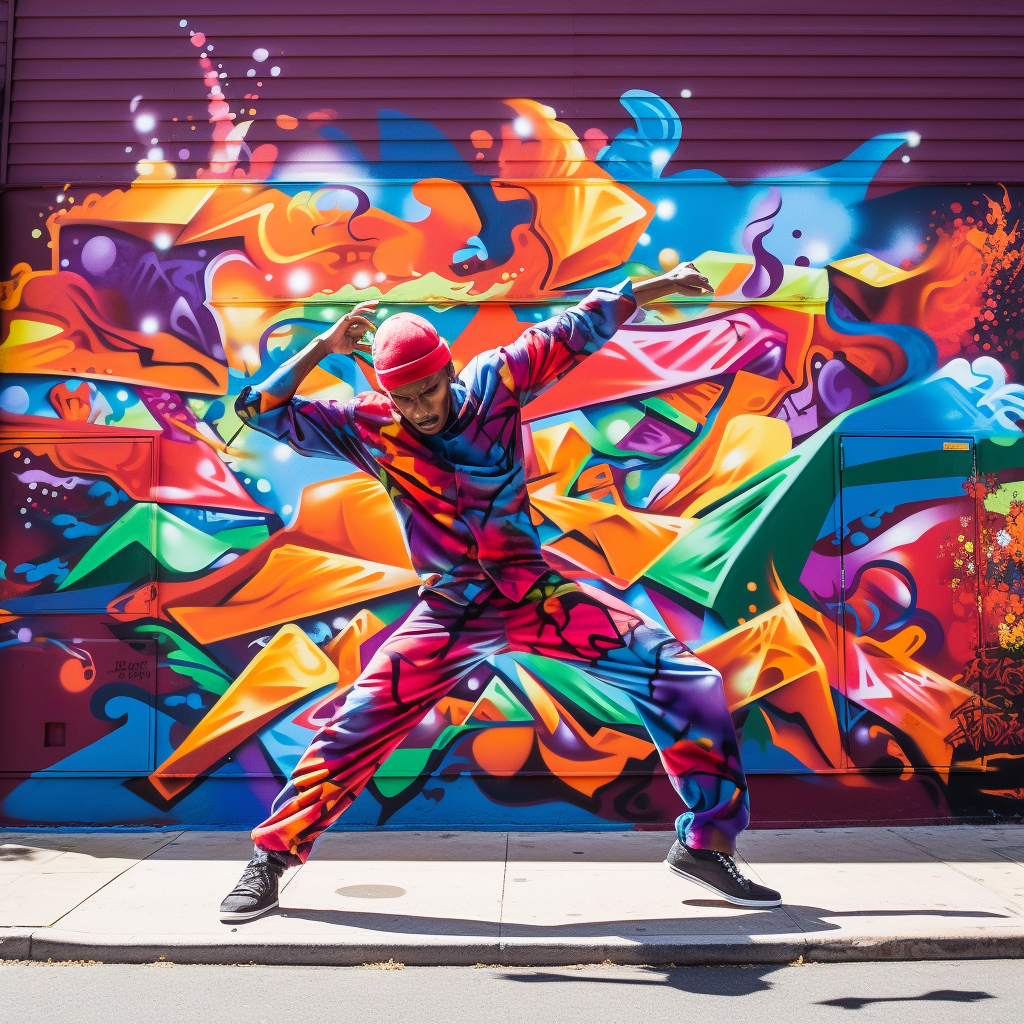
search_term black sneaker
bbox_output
[219,857,284,922]
[665,840,782,908]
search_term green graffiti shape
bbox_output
[133,623,233,695]
[57,504,268,591]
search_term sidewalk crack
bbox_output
[497,832,509,951]
[39,830,187,931]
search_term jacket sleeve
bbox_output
[498,280,637,404]
[234,385,370,465]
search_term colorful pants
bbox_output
[253,576,749,866]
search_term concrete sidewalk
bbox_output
[1,825,1022,966]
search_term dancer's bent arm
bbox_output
[233,301,378,463]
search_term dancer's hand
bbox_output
[660,262,713,297]
[319,300,379,356]
[632,263,713,306]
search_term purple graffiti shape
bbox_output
[817,359,870,415]
[741,186,785,299]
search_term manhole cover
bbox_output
[336,884,407,899]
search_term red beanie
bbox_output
[371,312,450,391]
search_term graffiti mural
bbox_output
[2,20,1023,829]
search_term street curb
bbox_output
[11,930,1024,966]
[0,929,33,961]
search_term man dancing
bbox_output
[220,261,782,920]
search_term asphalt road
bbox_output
[1,958,1021,1024]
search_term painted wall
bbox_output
[1,7,1022,828]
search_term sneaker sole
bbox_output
[664,859,782,908]
[219,898,279,923]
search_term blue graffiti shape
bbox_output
[87,480,130,507]
[596,90,682,181]
[304,621,333,644]
[14,558,70,584]
[376,112,534,271]
[741,187,785,299]
[164,692,205,710]
[51,513,109,539]
[824,291,937,392]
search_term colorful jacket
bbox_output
[235,281,637,605]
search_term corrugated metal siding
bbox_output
[0,1,8,89]
[0,0,11,183]
[4,1,1024,184]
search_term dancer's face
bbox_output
[387,365,455,435]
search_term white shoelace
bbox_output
[708,851,750,890]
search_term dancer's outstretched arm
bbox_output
[499,260,713,403]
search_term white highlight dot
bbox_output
[256,479,272,493]
[907,132,921,148]
[148,147,164,161]
[270,66,281,77]
[56,194,65,203]
[656,199,677,220]
[680,89,692,98]
[116,390,129,401]
[352,271,372,289]
[253,47,269,62]
[140,316,159,334]
[513,116,533,137]
[179,19,187,27]
[901,155,910,163]
[247,69,256,77]
[125,146,133,153]
[154,233,171,250]
[651,148,670,173]
[638,233,651,246]
[288,269,312,294]
[281,504,293,517]
[134,113,156,133]
[805,240,831,263]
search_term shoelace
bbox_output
[708,851,751,891]
[229,864,275,898]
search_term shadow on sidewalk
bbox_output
[258,901,1010,939]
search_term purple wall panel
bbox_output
[4,1,1022,184]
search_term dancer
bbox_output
[220,260,781,920]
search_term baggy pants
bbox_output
[253,576,749,866]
